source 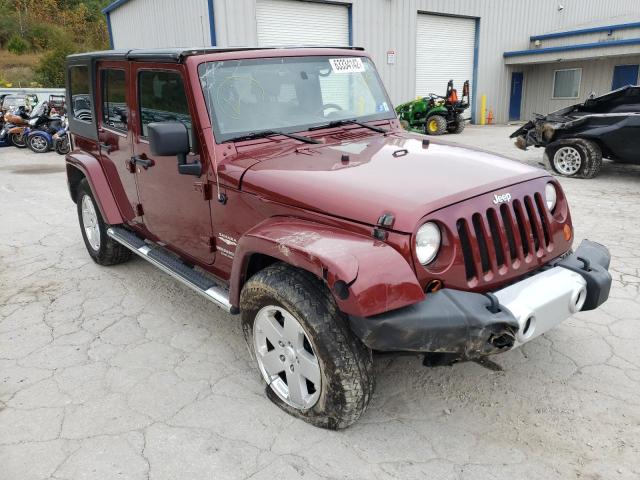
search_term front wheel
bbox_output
[27,134,50,153]
[9,132,26,148]
[546,139,602,179]
[425,115,447,135]
[240,263,374,430]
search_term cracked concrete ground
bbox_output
[1,125,639,480]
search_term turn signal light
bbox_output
[563,224,572,241]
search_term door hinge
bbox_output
[135,203,144,216]
[194,181,212,201]
[208,236,216,252]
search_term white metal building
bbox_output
[103,0,640,123]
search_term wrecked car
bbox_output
[511,85,640,178]
[65,47,612,429]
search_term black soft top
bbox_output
[67,46,364,64]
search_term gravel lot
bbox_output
[1,125,639,480]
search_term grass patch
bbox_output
[0,50,44,87]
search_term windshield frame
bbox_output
[197,55,396,144]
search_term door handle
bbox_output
[130,155,155,169]
[99,142,113,153]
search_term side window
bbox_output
[69,66,93,122]
[138,70,192,143]
[101,69,127,131]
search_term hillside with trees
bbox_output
[0,0,110,87]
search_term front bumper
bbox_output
[348,240,611,360]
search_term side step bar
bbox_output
[107,226,232,313]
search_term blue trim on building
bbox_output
[207,0,216,46]
[102,0,131,14]
[504,37,640,58]
[347,4,353,46]
[106,12,114,49]
[471,17,480,124]
[530,21,640,42]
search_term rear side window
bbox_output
[101,69,127,131]
[138,70,192,140]
[69,66,93,122]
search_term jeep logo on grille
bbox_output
[492,193,512,204]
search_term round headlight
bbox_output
[545,182,557,211]
[416,222,441,265]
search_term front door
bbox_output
[509,72,523,121]
[131,65,215,265]
[612,64,639,90]
[96,61,139,222]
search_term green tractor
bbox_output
[396,80,470,135]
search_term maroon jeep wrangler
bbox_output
[65,47,612,429]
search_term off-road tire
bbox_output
[76,179,132,266]
[240,263,374,430]
[425,115,447,135]
[447,114,465,134]
[9,132,26,148]
[546,138,602,179]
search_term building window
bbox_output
[553,68,581,99]
[101,69,127,132]
[69,65,93,122]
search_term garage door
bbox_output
[256,0,349,46]
[416,14,476,105]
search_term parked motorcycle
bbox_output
[52,116,70,155]
[0,105,31,147]
[25,107,65,154]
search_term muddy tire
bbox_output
[425,115,447,135]
[546,138,602,179]
[240,263,374,430]
[447,114,465,134]
[76,179,132,266]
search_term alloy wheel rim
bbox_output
[31,136,47,152]
[81,195,101,251]
[253,305,321,410]
[553,146,582,175]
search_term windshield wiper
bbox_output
[309,118,388,133]
[223,129,321,144]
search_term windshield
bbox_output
[198,55,394,142]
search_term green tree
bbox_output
[35,42,77,87]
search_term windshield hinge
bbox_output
[194,181,212,201]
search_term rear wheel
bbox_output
[27,134,49,153]
[76,179,132,266]
[55,137,70,155]
[425,115,447,135]
[240,263,374,430]
[546,139,602,179]
[9,132,26,148]
[447,114,465,134]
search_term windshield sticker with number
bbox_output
[329,58,365,74]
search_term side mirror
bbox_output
[147,122,201,176]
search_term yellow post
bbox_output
[480,95,487,126]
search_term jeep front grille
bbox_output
[456,193,552,284]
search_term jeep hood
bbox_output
[240,133,546,233]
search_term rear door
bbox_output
[131,65,215,265]
[96,61,139,222]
